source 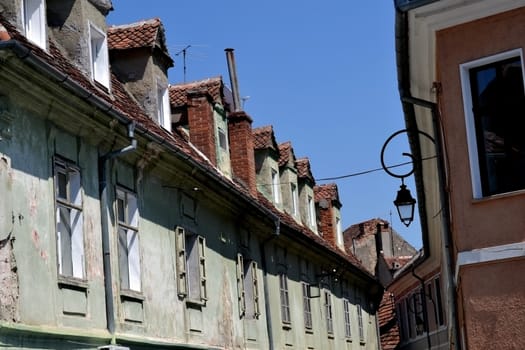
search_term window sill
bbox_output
[472,188,525,203]
[345,338,352,343]
[120,289,145,301]
[305,329,314,335]
[328,334,335,339]
[282,323,292,331]
[58,276,88,291]
[186,299,206,308]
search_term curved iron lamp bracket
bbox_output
[380,129,435,179]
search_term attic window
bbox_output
[157,82,171,131]
[89,23,110,89]
[218,127,228,150]
[23,0,46,49]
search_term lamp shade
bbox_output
[393,183,416,227]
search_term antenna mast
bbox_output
[175,45,191,82]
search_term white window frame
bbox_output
[308,195,316,229]
[89,22,110,89]
[302,282,313,330]
[117,188,141,292]
[291,182,298,216]
[23,0,46,49]
[54,158,85,279]
[324,291,334,335]
[279,272,291,324]
[157,81,171,131]
[460,48,525,198]
[271,168,281,204]
[335,216,343,247]
[343,298,352,339]
[357,300,365,342]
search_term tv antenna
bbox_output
[175,45,191,82]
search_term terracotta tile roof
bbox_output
[295,157,315,184]
[256,192,365,271]
[109,18,160,49]
[384,256,413,270]
[0,15,378,291]
[252,125,279,151]
[314,183,340,203]
[108,18,172,65]
[379,291,401,350]
[278,141,295,167]
[343,218,390,240]
[169,77,224,107]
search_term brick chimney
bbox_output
[228,111,257,197]
[186,90,217,166]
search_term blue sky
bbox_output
[108,1,423,249]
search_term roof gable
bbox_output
[108,18,173,66]
[253,125,279,152]
[296,157,315,184]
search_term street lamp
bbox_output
[380,129,434,227]
[393,179,416,227]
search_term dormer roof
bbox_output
[295,157,315,184]
[108,18,173,66]
[253,125,279,152]
[314,183,341,207]
[278,141,296,167]
[170,76,226,107]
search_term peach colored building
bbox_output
[393,1,525,349]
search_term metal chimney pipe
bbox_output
[225,48,242,112]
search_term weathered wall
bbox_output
[436,7,525,251]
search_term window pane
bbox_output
[118,227,129,289]
[57,171,67,200]
[57,206,73,276]
[470,57,525,196]
[127,229,141,291]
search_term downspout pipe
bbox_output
[412,267,432,349]
[395,8,460,350]
[259,215,280,350]
[98,122,137,339]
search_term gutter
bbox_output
[394,7,460,350]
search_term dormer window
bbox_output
[89,23,110,89]
[157,82,171,131]
[23,0,46,49]
[308,195,316,229]
[291,183,298,216]
[271,169,281,204]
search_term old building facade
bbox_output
[0,1,382,349]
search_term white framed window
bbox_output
[54,158,84,279]
[157,82,171,131]
[117,188,141,292]
[175,226,207,304]
[271,168,281,204]
[357,302,365,342]
[23,0,46,49]
[236,254,260,319]
[460,49,525,198]
[302,282,312,330]
[308,195,316,229]
[324,291,333,334]
[343,298,352,339]
[336,216,343,247]
[291,183,298,216]
[279,272,291,324]
[89,23,110,89]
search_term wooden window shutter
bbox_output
[236,253,245,316]
[175,226,187,297]
[198,235,207,301]
[251,261,260,317]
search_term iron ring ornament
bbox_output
[380,129,435,227]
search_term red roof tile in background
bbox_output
[253,125,279,151]
[296,157,315,184]
[108,18,161,50]
[169,77,224,107]
[379,291,401,350]
[278,141,292,167]
[314,183,340,203]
